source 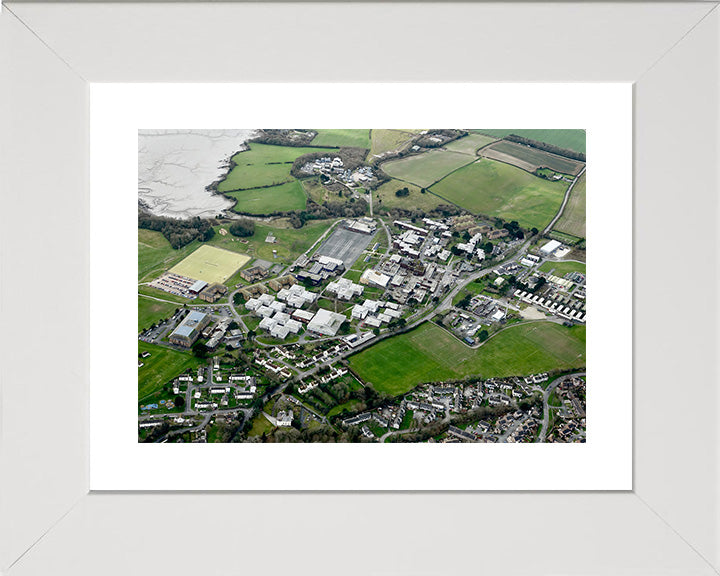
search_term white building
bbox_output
[360,269,390,288]
[307,309,347,336]
[276,410,293,427]
[540,239,562,256]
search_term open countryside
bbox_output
[381,149,475,188]
[138,128,587,444]
[430,159,568,230]
[553,171,586,239]
[472,129,586,154]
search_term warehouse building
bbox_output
[540,239,562,256]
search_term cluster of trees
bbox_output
[138,212,214,249]
[505,134,586,162]
[414,129,466,149]
[252,129,315,147]
[288,198,368,229]
[229,218,255,237]
[502,220,524,240]
[395,187,410,197]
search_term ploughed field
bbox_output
[480,140,584,176]
[349,321,586,396]
[429,159,568,230]
[471,129,586,155]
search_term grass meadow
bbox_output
[553,172,586,238]
[227,180,307,215]
[368,129,422,158]
[380,149,475,188]
[138,296,179,331]
[430,159,568,230]
[311,129,371,149]
[138,341,203,401]
[444,133,497,155]
[349,321,586,396]
[373,178,448,213]
[538,260,586,276]
[217,143,324,192]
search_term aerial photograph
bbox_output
[138,129,587,444]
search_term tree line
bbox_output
[505,134,586,162]
[138,211,214,249]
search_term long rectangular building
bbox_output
[169,310,210,348]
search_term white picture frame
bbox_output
[1,2,718,575]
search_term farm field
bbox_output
[217,143,323,192]
[138,341,203,401]
[226,180,307,215]
[539,260,586,276]
[553,172,586,238]
[138,296,178,331]
[373,178,448,213]
[430,159,568,230]
[311,129,371,149]
[444,133,497,155]
[481,140,584,176]
[169,245,251,284]
[380,149,475,188]
[349,321,586,396]
[368,129,422,159]
[471,129,586,154]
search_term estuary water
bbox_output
[138,129,258,219]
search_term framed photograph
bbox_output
[2,2,718,575]
[90,83,631,491]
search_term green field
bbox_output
[381,149,475,188]
[471,129,586,154]
[138,296,178,331]
[374,178,448,213]
[444,133,497,155]
[311,129,371,149]
[226,180,307,215]
[349,321,586,396]
[483,140,584,176]
[430,159,568,230]
[138,229,198,283]
[138,341,203,401]
[169,245,251,284]
[538,260,586,276]
[248,413,276,437]
[553,172,586,238]
[368,129,421,159]
[217,143,324,192]
[224,220,333,266]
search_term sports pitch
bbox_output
[169,245,250,284]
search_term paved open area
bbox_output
[314,227,373,267]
